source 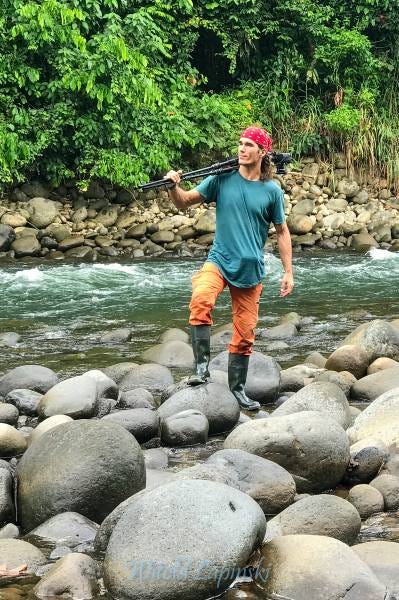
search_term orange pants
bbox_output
[189,262,262,355]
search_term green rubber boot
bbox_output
[228,353,260,411]
[187,325,211,386]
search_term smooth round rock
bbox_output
[347,484,385,519]
[83,369,119,400]
[120,364,174,395]
[370,473,399,510]
[224,411,350,493]
[350,367,399,402]
[158,383,239,435]
[207,449,296,516]
[102,409,159,443]
[346,439,389,484]
[266,494,361,545]
[26,512,99,548]
[38,375,99,419]
[159,328,189,343]
[0,424,27,457]
[0,523,19,539]
[367,357,399,375]
[102,363,138,384]
[5,389,42,416]
[0,365,58,397]
[325,345,369,379]
[141,341,194,368]
[118,388,156,410]
[0,538,46,572]
[17,420,145,530]
[33,553,98,599]
[104,480,266,600]
[209,351,281,403]
[0,404,19,426]
[256,534,387,600]
[341,319,399,363]
[272,381,351,428]
[160,409,209,446]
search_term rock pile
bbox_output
[0,316,398,598]
[0,157,398,260]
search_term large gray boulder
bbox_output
[350,367,399,402]
[11,236,41,257]
[17,420,145,530]
[104,480,266,600]
[340,319,399,362]
[37,375,99,419]
[353,541,399,595]
[27,197,59,228]
[158,383,240,435]
[26,512,99,548]
[347,387,399,446]
[347,484,384,519]
[266,494,361,545]
[272,381,352,428]
[224,411,350,492]
[102,409,159,443]
[347,438,389,484]
[5,389,42,416]
[0,539,46,572]
[207,449,296,515]
[33,553,98,600]
[325,344,369,379]
[141,341,194,368]
[0,365,58,397]
[120,364,174,395]
[255,534,387,600]
[160,409,209,446]
[209,351,281,403]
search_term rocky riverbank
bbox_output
[0,157,398,260]
[0,316,399,599]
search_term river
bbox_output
[0,248,398,377]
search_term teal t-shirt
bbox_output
[195,170,286,288]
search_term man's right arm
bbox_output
[164,170,203,210]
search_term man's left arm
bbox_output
[275,222,294,297]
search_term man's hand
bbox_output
[164,169,182,187]
[280,272,294,297]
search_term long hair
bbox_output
[260,151,272,180]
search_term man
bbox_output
[165,126,294,410]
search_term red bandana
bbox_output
[241,126,272,152]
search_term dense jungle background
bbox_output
[1,0,399,190]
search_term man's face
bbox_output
[238,137,265,166]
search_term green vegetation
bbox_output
[0,0,398,189]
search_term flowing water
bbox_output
[0,248,398,377]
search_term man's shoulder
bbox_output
[262,179,283,194]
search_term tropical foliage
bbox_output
[0,0,398,188]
